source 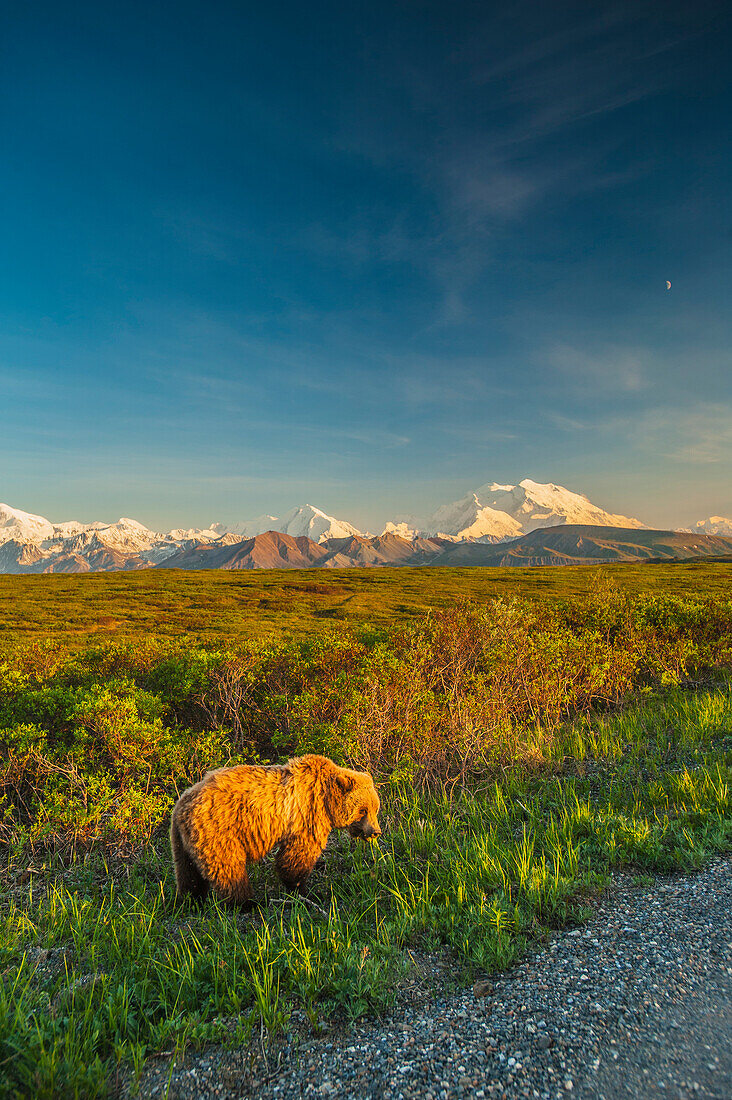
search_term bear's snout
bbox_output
[347,817,381,840]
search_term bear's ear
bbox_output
[335,773,356,795]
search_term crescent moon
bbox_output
[666,281,672,290]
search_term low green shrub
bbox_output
[0,685,729,1097]
[0,586,730,1097]
[1,589,730,855]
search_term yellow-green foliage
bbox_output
[0,585,730,1098]
[0,689,729,1098]
[0,561,731,647]
[1,589,731,855]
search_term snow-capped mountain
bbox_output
[0,506,162,552]
[410,479,646,541]
[487,479,646,531]
[429,494,523,541]
[228,514,282,539]
[693,516,732,537]
[0,503,56,544]
[225,506,363,543]
[0,505,177,572]
[80,518,159,555]
[382,520,421,539]
[277,505,363,543]
[0,538,47,572]
[380,480,646,541]
[166,525,228,542]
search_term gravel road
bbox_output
[133,858,731,1100]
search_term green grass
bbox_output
[1,685,730,1099]
[1,560,731,647]
[1,583,731,1097]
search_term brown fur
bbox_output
[170,754,381,907]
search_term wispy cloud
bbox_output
[544,411,591,433]
[433,423,517,446]
[579,400,732,467]
[290,424,411,450]
[461,3,684,145]
[321,4,693,324]
[546,343,650,393]
[632,403,732,464]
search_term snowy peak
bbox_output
[382,520,420,539]
[229,515,282,539]
[52,520,97,539]
[478,478,646,531]
[0,499,364,570]
[430,479,647,540]
[0,503,55,544]
[0,507,165,553]
[378,480,645,542]
[220,506,364,542]
[430,493,523,541]
[693,516,732,537]
[164,522,233,541]
[0,505,182,571]
[85,518,162,556]
[166,526,226,542]
[278,504,363,543]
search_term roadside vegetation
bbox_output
[1,576,730,1098]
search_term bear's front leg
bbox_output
[275,836,322,894]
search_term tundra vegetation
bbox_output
[0,564,730,1098]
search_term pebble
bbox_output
[131,858,731,1100]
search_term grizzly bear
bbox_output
[170,754,381,907]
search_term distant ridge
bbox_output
[1,484,730,573]
[430,526,732,568]
[154,526,732,572]
[158,530,449,571]
[1,524,730,573]
[160,531,329,571]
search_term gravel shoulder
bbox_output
[133,858,731,1100]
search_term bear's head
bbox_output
[329,767,381,841]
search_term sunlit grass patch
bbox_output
[1,587,731,1097]
[2,684,729,1096]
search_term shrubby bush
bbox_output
[1,586,730,855]
[0,673,230,855]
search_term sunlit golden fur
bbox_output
[170,754,381,907]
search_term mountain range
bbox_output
[1,479,730,574]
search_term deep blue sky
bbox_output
[2,0,730,530]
